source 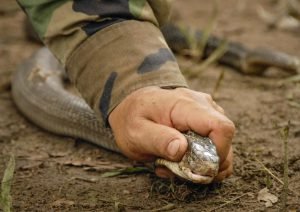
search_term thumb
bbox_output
[137,120,188,161]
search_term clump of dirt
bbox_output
[0,0,299,211]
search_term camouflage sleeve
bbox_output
[17,0,188,127]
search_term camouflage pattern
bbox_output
[17,0,187,127]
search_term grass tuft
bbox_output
[180,0,229,79]
[178,0,219,60]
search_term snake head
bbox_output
[155,131,220,184]
[177,132,219,183]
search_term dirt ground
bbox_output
[0,0,300,211]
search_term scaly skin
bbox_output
[156,131,219,183]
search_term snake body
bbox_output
[161,24,300,75]
[12,48,219,184]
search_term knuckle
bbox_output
[204,93,213,102]
[227,120,236,132]
[220,107,225,113]
[223,119,235,131]
[176,87,189,94]
[176,88,196,99]
[219,120,235,139]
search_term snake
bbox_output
[12,23,299,184]
[12,47,220,184]
[161,24,300,75]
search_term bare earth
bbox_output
[0,0,299,211]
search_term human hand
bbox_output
[108,86,235,181]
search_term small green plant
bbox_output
[180,0,228,78]
[180,0,220,60]
[197,0,220,59]
[0,155,15,212]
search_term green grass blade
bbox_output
[0,155,15,212]
[198,39,228,72]
[185,39,228,78]
[101,167,150,178]
[212,68,225,98]
[197,0,220,59]
[177,0,220,60]
[282,74,300,83]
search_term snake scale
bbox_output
[12,23,299,183]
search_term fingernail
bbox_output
[167,139,180,158]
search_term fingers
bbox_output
[214,163,233,182]
[214,147,233,182]
[187,90,225,115]
[212,101,225,114]
[219,146,233,171]
[109,86,234,177]
[208,119,235,163]
[170,93,235,163]
[115,119,188,162]
[136,121,188,161]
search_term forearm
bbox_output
[17,0,187,126]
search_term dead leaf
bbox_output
[83,164,128,171]
[101,167,150,177]
[257,187,278,208]
[60,158,130,171]
[18,152,49,161]
[48,150,71,158]
[152,203,176,211]
[51,199,75,207]
[18,161,44,170]
[71,176,98,183]
[65,160,126,167]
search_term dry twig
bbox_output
[255,158,284,185]
[281,123,290,211]
[209,193,249,212]
[212,68,225,98]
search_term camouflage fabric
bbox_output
[17,0,187,127]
